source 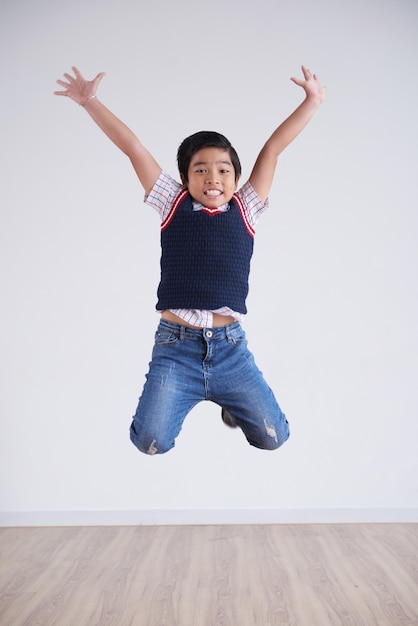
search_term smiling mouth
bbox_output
[204,190,222,197]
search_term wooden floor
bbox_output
[0,523,417,625]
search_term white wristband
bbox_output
[80,95,97,107]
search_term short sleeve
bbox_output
[237,181,269,229]
[145,172,183,221]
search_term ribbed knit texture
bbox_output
[156,193,254,314]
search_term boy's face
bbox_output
[183,147,239,208]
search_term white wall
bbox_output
[1,0,417,525]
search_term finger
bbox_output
[301,65,311,80]
[63,73,74,83]
[72,66,85,81]
[53,90,68,96]
[93,71,106,85]
[56,79,71,89]
[290,77,304,87]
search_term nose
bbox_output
[205,167,219,184]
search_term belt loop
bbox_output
[225,324,234,343]
[179,325,185,342]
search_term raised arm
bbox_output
[248,66,325,203]
[54,67,162,195]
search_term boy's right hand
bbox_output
[54,66,105,106]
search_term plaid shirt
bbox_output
[145,171,268,327]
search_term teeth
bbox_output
[205,190,222,196]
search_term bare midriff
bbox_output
[161,310,236,328]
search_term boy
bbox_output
[55,65,325,455]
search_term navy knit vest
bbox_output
[156,190,255,314]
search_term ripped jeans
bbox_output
[130,319,289,455]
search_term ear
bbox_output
[235,174,241,188]
[180,173,187,186]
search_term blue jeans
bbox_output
[130,320,289,454]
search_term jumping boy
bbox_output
[54,65,325,455]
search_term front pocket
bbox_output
[154,329,179,347]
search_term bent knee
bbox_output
[130,425,174,456]
[250,416,290,451]
[131,436,174,456]
[262,433,289,450]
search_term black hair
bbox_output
[177,131,241,183]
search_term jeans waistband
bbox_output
[158,318,242,340]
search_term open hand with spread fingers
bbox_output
[54,66,105,106]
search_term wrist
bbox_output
[305,91,325,107]
[80,95,97,107]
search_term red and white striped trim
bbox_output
[233,193,255,238]
[161,190,255,238]
[161,189,189,231]
[200,206,226,216]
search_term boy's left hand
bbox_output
[291,65,326,104]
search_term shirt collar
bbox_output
[192,199,230,212]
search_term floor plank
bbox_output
[0,524,417,625]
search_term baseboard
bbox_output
[0,508,417,527]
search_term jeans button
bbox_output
[206,330,213,338]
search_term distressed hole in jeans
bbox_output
[147,439,158,455]
[263,419,278,443]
